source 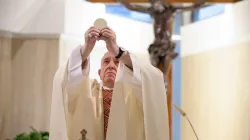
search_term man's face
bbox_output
[98,52,119,88]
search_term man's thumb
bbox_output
[99,36,108,41]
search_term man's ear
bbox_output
[98,69,101,77]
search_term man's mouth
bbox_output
[105,72,116,75]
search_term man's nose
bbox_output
[107,61,116,69]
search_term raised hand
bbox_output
[99,27,119,57]
[81,26,100,59]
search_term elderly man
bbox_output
[49,26,170,140]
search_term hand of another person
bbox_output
[99,27,119,57]
[81,26,100,59]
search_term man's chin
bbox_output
[105,77,115,82]
[104,76,115,86]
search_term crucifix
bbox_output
[116,0,207,90]
[88,0,239,94]
[79,129,89,140]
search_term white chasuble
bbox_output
[49,46,170,140]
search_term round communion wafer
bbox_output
[94,18,107,29]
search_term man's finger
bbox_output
[85,27,100,37]
[100,29,112,34]
[88,32,100,37]
[102,32,112,38]
[102,32,115,40]
[99,36,108,41]
[88,28,100,35]
[89,26,99,30]
[101,26,113,31]
[88,36,99,43]
[89,27,100,33]
[101,29,116,39]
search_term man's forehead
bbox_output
[102,52,115,60]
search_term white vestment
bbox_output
[49,46,170,140]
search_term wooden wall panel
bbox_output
[181,41,250,140]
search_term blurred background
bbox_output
[0,0,249,139]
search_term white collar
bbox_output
[102,85,113,90]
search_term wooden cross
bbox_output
[110,0,210,90]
